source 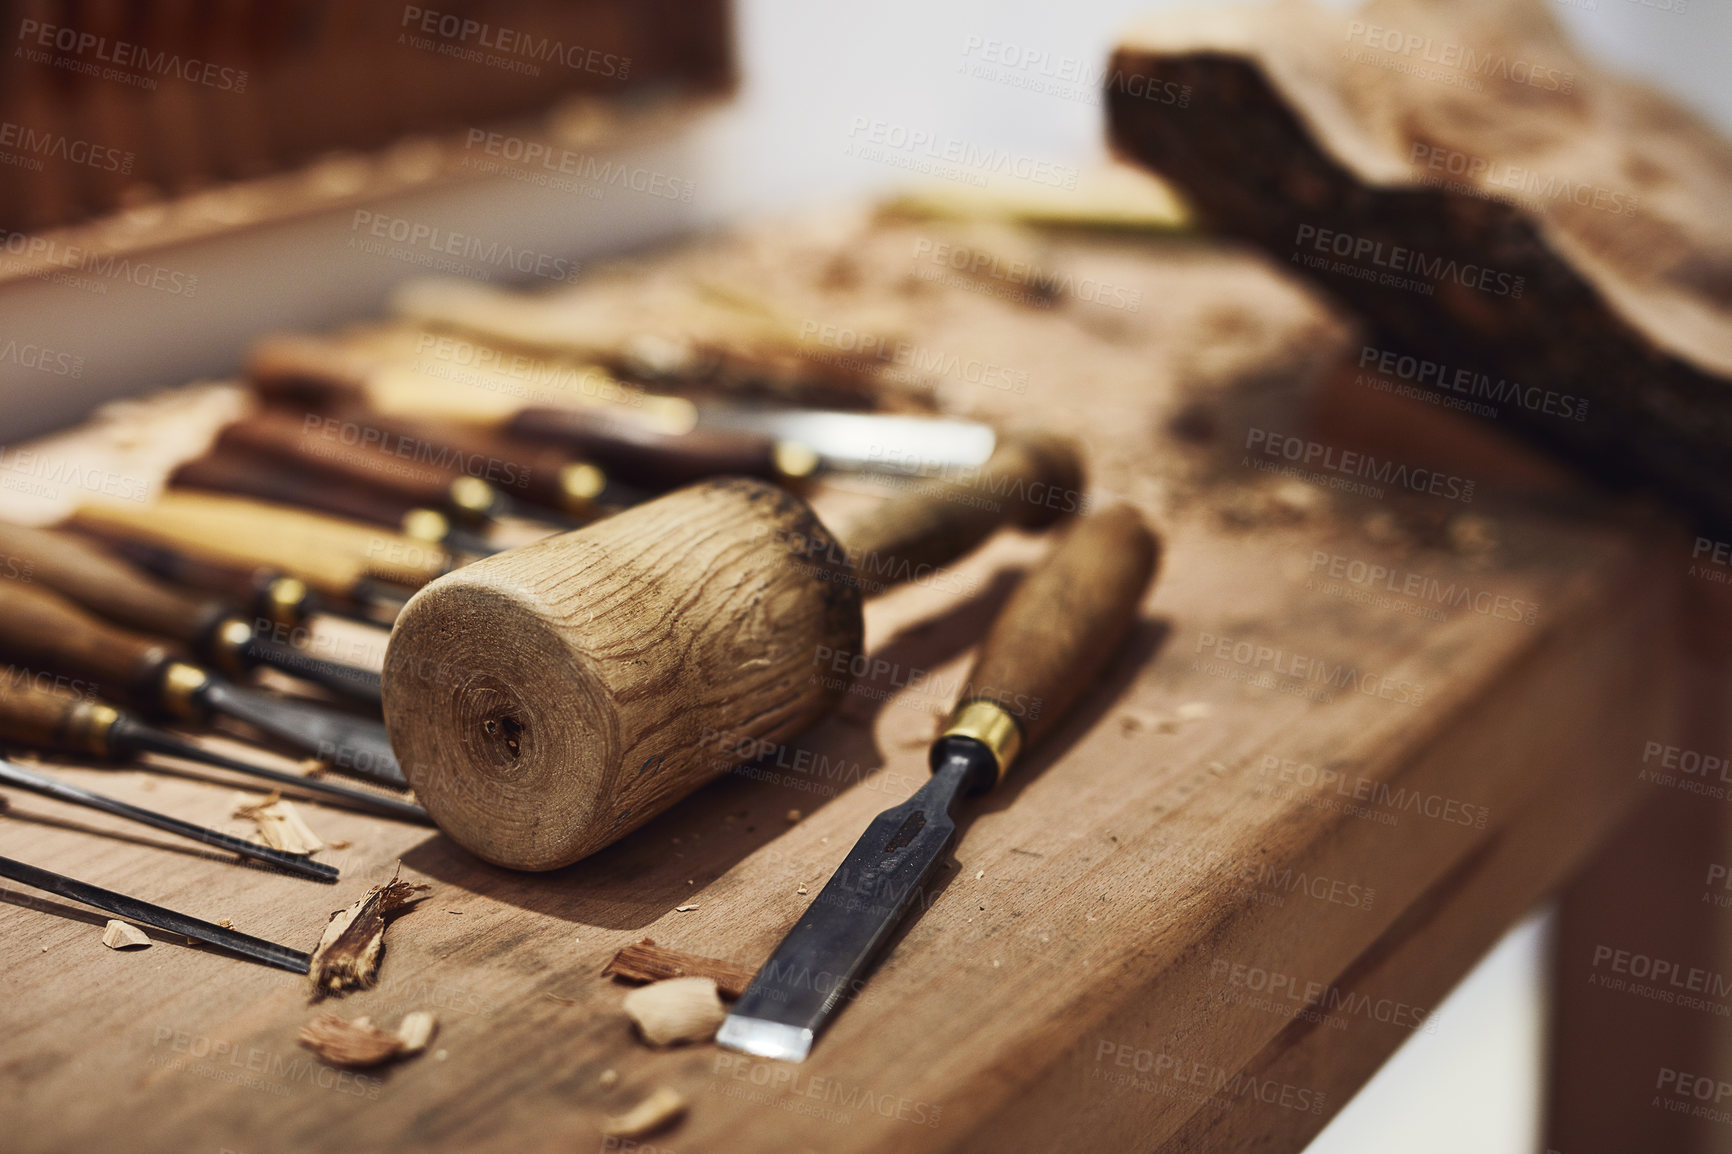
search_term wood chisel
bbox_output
[0,758,339,882]
[0,854,313,972]
[0,676,427,822]
[0,522,383,705]
[0,579,407,789]
[718,503,1159,1061]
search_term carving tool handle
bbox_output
[936,504,1159,784]
[0,675,119,755]
[169,451,427,532]
[0,580,181,702]
[505,406,793,488]
[217,407,472,510]
[0,522,229,646]
[838,431,1086,592]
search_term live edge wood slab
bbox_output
[0,206,1724,1154]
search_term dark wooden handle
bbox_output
[0,674,115,754]
[956,504,1158,760]
[0,523,229,646]
[505,407,783,488]
[837,431,1087,594]
[247,334,373,409]
[170,451,422,530]
[217,408,467,508]
[0,580,180,702]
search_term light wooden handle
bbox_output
[941,504,1158,775]
[0,580,181,702]
[68,493,451,601]
[0,523,228,646]
[837,431,1086,592]
[0,675,118,756]
[381,478,864,871]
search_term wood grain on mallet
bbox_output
[381,477,864,870]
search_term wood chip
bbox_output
[307,865,429,997]
[602,939,757,999]
[622,977,725,1047]
[101,920,150,950]
[673,904,698,913]
[233,792,324,854]
[298,1010,437,1068]
[602,1086,686,1139]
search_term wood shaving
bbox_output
[307,865,429,998]
[101,920,150,950]
[602,1087,686,1139]
[298,1010,437,1068]
[603,939,757,998]
[233,792,324,854]
[622,977,725,1046]
[543,992,578,1006]
[673,904,698,913]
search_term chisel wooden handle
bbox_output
[505,406,802,489]
[0,523,229,646]
[0,675,120,756]
[937,504,1158,781]
[838,431,1085,588]
[170,450,434,532]
[381,477,865,871]
[0,580,181,701]
[67,493,451,601]
[217,408,480,512]
[247,334,371,409]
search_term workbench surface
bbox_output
[0,210,1710,1154]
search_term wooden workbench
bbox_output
[1,209,1722,1153]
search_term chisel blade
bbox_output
[717,758,971,1061]
[241,635,384,706]
[0,854,312,973]
[198,679,406,789]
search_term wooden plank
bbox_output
[0,211,1695,1153]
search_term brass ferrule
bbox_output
[65,701,122,758]
[941,699,1024,786]
[401,507,451,544]
[210,617,254,677]
[161,662,213,721]
[558,463,607,515]
[447,476,498,523]
[772,440,820,481]
[263,576,310,630]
